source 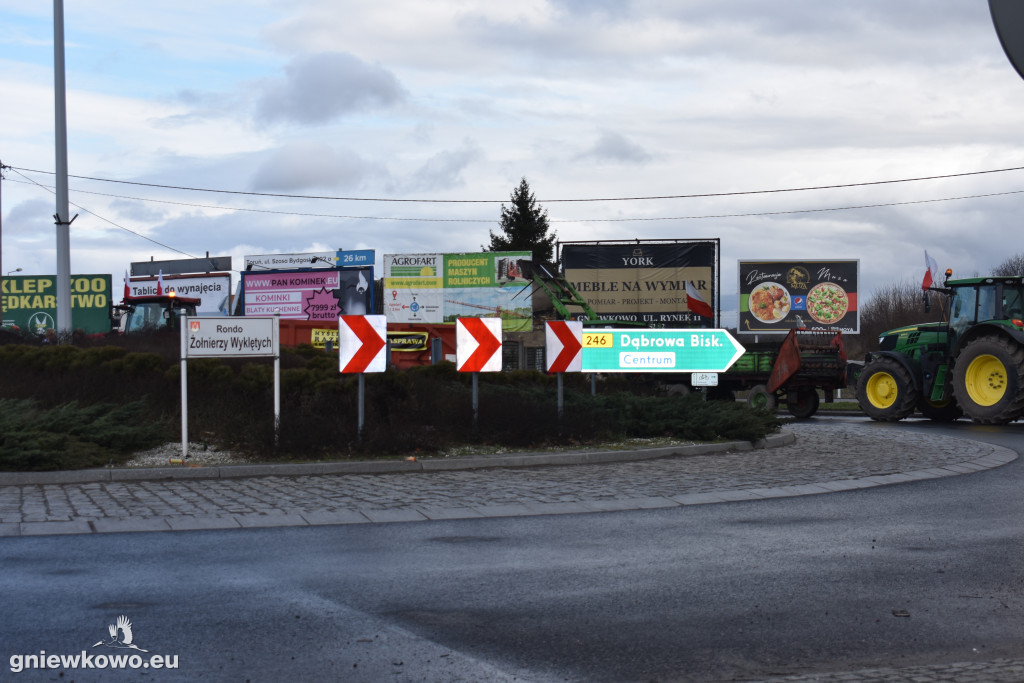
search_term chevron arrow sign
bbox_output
[339,315,387,373]
[545,320,583,373]
[456,317,502,372]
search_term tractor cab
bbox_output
[115,293,201,334]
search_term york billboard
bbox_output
[560,240,720,327]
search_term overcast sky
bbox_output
[3,1,1024,319]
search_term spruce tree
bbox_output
[485,177,557,263]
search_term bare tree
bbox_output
[994,252,1024,276]
[847,279,940,358]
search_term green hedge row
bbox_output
[0,342,783,471]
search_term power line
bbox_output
[6,167,202,260]
[6,175,1024,224]
[8,163,1024,204]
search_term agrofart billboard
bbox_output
[1,274,113,335]
[738,260,860,334]
[560,240,720,327]
[241,267,374,320]
[383,252,532,331]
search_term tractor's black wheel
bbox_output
[917,397,962,422]
[786,387,820,418]
[706,386,736,401]
[746,384,777,412]
[856,357,918,421]
[952,335,1024,424]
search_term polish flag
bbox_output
[685,281,714,318]
[921,251,939,290]
[123,270,130,299]
[156,269,164,296]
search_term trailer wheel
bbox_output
[746,384,777,411]
[856,357,917,421]
[917,397,962,422]
[952,335,1024,424]
[786,387,820,418]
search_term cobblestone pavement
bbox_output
[0,421,1015,537]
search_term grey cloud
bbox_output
[5,199,54,235]
[255,52,406,125]
[402,140,483,193]
[578,131,654,164]
[249,142,389,192]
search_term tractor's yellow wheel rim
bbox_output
[964,354,1007,407]
[865,371,898,409]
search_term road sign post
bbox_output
[181,315,280,458]
[545,321,583,419]
[456,318,502,429]
[339,315,387,440]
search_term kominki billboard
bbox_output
[240,267,374,320]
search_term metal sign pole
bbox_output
[180,317,189,459]
[358,373,365,441]
[557,372,564,418]
[274,312,280,447]
[472,373,479,430]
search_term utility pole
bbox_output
[53,0,74,338]
[0,160,5,324]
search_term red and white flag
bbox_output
[921,251,939,290]
[685,281,714,318]
[123,270,130,299]
[156,269,164,296]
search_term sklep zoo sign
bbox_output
[1,274,112,335]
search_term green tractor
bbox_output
[857,271,1024,424]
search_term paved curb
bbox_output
[0,430,1018,537]
[0,432,797,485]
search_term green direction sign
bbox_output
[581,328,746,373]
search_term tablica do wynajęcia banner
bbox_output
[240,267,374,320]
[738,260,859,334]
[560,240,720,327]
[1,274,112,335]
[383,252,533,331]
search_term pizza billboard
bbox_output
[383,252,532,331]
[738,260,859,334]
[560,239,720,328]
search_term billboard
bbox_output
[738,260,860,334]
[383,252,532,331]
[241,267,374,320]
[128,273,232,316]
[560,240,720,327]
[1,274,112,335]
[131,256,231,276]
[243,249,374,271]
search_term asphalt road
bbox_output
[1,417,1022,682]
